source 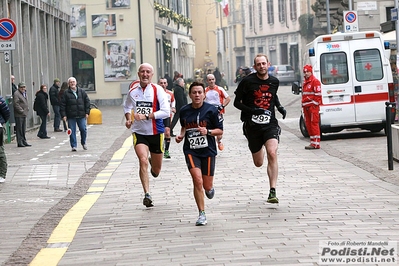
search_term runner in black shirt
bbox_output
[234,54,286,204]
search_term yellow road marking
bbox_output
[29,135,133,266]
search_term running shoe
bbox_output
[217,141,224,151]
[148,157,159,177]
[164,150,171,159]
[205,188,215,199]
[143,193,154,207]
[195,211,207,226]
[267,189,279,204]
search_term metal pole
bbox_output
[396,0,399,56]
[326,0,331,34]
[385,102,395,170]
[138,0,143,64]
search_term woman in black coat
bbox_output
[34,84,50,139]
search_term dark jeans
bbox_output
[68,117,87,148]
[37,115,48,137]
[52,105,61,130]
[15,117,27,145]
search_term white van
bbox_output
[292,31,396,137]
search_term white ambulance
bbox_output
[292,31,396,137]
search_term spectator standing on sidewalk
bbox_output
[123,63,170,208]
[60,77,91,152]
[0,95,11,183]
[158,78,176,159]
[13,82,31,147]
[170,78,187,137]
[58,81,68,132]
[34,84,51,139]
[233,54,287,204]
[11,75,18,95]
[213,67,222,86]
[176,82,223,226]
[205,74,231,151]
[302,64,322,150]
[49,78,63,132]
[164,73,173,91]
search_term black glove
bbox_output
[217,105,224,112]
[251,108,265,115]
[277,106,287,119]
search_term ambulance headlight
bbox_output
[384,41,390,49]
[309,48,315,57]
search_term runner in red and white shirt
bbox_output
[123,63,170,208]
[205,74,231,151]
[158,78,176,158]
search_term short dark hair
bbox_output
[189,81,205,93]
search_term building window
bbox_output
[267,0,274,25]
[290,0,297,20]
[258,0,263,29]
[72,49,96,91]
[278,0,286,23]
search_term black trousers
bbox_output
[15,117,27,145]
[170,109,180,133]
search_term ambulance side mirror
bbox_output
[291,81,302,95]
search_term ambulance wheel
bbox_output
[369,127,383,133]
[299,115,309,138]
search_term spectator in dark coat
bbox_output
[0,94,11,182]
[34,84,51,139]
[60,77,91,152]
[13,82,31,147]
[49,78,62,132]
[170,78,187,136]
[164,73,173,91]
[11,75,18,95]
[58,81,68,131]
[213,67,222,86]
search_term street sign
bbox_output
[0,18,17,40]
[0,41,15,50]
[391,8,398,21]
[4,50,10,64]
[344,11,359,32]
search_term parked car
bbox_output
[270,65,296,84]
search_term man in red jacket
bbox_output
[302,65,322,149]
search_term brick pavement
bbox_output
[2,91,399,265]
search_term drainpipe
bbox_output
[138,0,143,64]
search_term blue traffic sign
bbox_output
[0,18,17,40]
[345,12,357,23]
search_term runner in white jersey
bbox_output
[123,63,170,208]
[205,74,231,151]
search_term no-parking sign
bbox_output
[0,18,17,40]
[344,11,358,32]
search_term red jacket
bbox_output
[302,75,322,107]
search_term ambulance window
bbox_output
[354,49,383,81]
[320,52,349,85]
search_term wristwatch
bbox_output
[145,114,149,120]
[207,129,212,136]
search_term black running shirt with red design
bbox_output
[235,73,279,126]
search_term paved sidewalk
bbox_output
[39,105,399,264]
[2,91,399,265]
